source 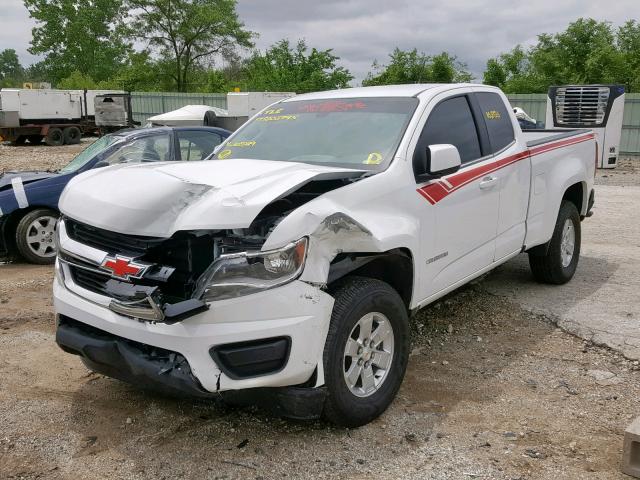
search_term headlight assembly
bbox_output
[199,237,308,301]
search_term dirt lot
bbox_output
[1,141,640,479]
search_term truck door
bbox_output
[473,90,531,260]
[414,94,500,297]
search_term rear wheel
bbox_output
[15,208,59,264]
[528,200,581,284]
[44,128,64,146]
[63,126,81,145]
[322,277,409,427]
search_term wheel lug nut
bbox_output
[369,340,375,348]
[357,347,363,355]
[357,358,364,366]
[364,361,370,368]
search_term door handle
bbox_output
[479,175,498,190]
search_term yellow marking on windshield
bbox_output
[485,110,501,120]
[227,141,256,147]
[217,149,232,159]
[263,108,283,115]
[364,152,383,165]
[256,115,297,122]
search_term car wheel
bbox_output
[45,128,64,146]
[528,200,581,284]
[15,209,59,264]
[63,126,82,145]
[322,277,409,427]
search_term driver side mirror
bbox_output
[416,144,461,182]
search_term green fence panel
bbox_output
[621,94,640,156]
[506,93,640,156]
[506,94,547,125]
[130,92,227,125]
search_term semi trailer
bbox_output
[0,89,135,146]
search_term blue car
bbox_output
[0,126,230,264]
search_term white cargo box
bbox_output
[0,88,125,121]
[226,92,295,117]
[0,89,82,120]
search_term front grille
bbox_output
[65,217,165,257]
[62,216,220,304]
[72,266,111,296]
[69,265,158,301]
[555,86,610,126]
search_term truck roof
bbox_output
[285,83,480,101]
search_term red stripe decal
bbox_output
[416,133,594,205]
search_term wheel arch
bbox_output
[327,248,414,309]
[527,182,585,257]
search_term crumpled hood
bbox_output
[0,170,58,190]
[59,159,363,237]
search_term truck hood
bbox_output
[59,159,364,237]
[0,170,58,191]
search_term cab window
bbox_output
[177,130,223,161]
[421,96,482,163]
[103,134,171,165]
[476,92,515,153]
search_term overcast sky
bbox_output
[1,0,638,83]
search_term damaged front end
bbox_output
[56,315,212,397]
[56,175,360,323]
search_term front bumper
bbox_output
[53,268,334,393]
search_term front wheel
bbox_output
[15,209,59,264]
[322,277,409,427]
[528,200,581,284]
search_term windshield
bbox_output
[59,135,119,173]
[215,97,419,170]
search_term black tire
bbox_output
[15,208,59,264]
[204,110,216,126]
[528,200,581,284]
[26,135,42,144]
[63,126,81,145]
[322,277,409,427]
[44,128,64,146]
[12,136,27,146]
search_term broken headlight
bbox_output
[199,237,308,301]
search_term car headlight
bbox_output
[200,237,308,301]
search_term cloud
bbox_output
[2,0,638,84]
[236,0,639,82]
[0,1,39,65]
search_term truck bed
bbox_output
[522,128,592,148]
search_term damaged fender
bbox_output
[263,195,420,287]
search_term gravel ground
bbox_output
[1,142,639,479]
[0,138,96,173]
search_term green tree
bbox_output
[363,48,472,86]
[484,18,639,92]
[125,0,254,91]
[57,70,98,89]
[616,20,640,92]
[97,52,171,91]
[0,49,25,87]
[24,0,131,83]
[242,39,353,93]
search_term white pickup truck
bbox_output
[54,84,596,426]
